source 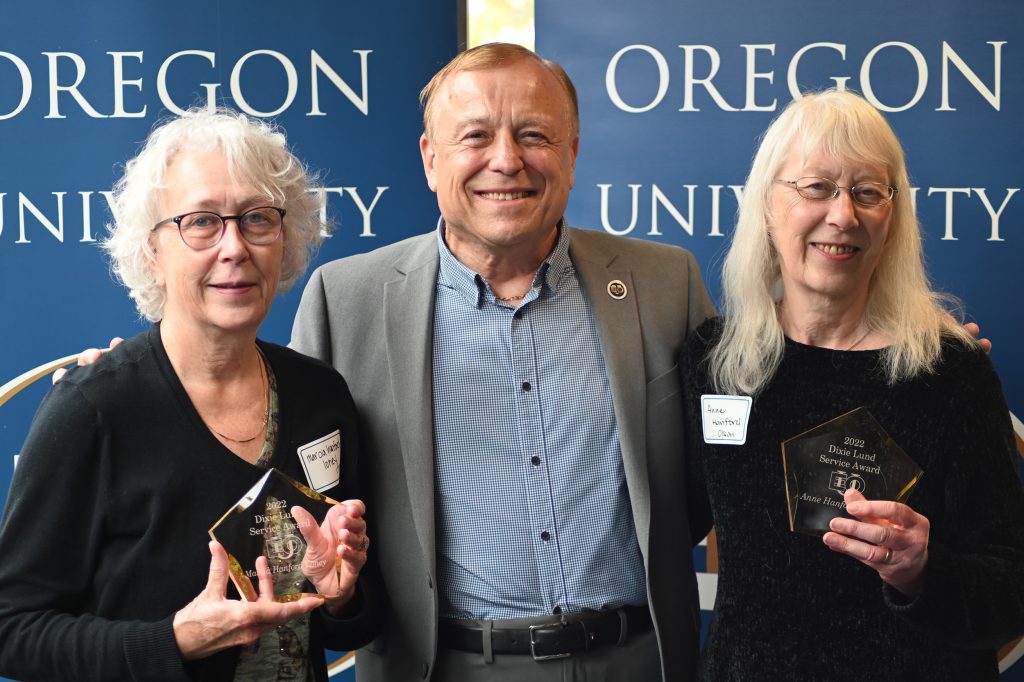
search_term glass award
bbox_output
[209,467,340,602]
[781,407,922,536]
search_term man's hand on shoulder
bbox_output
[963,322,992,353]
[52,337,124,384]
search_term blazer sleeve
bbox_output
[310,370,385,650]
[291,265,335,365]
[682,249,717,334]
[679,330,715,546]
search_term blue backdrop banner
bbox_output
[0,1,457,679]
[537,1,1023,677]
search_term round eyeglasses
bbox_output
[776,177,897,207]
[152,206,286,250]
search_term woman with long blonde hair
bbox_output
[682,89,1024,680]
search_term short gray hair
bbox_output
[103,108,326,322]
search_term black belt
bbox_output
[438,606,653,661]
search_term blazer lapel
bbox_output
[569,229,652,557]
[383,237,440,566]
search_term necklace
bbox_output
[845,328,872,351]
[205,350,269,444]
[495,288,531,303]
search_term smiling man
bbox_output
[291,43,715,681]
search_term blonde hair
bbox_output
[419,42,579,139]
[103,108,325,322]
[708,89,974,396]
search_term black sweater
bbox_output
[0,325,381,681]
[681,318,1024,681]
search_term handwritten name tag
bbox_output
[700,395,753,445]
[297,430,341,493]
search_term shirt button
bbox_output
[553,605,562,615]
[514,310,523,320]
[541,530,550,541]
[531,455,541,466]
[522,381,531,391]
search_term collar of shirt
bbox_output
[434,218,573,308]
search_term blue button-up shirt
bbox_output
[432,221,648,620]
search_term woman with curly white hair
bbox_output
[0,109,381,681]
[681,89,1024,680]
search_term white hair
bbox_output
[103,107,326,321]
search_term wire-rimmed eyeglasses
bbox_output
[775,177,897,207]
[152,207,286,250]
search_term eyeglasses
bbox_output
[775,177,897,207]
[153,206,286,250]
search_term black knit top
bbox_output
[681,317,1024,681]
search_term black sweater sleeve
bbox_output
[883,349,1024,649]
[0,379,189,682]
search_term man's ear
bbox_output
[568,135,579,189]
[420,133,438,192]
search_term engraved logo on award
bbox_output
[827,470,865,496]
[209,468,341,602]
[781,407,922,536]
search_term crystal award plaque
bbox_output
[209,468,340,602]
[781,407,922,536]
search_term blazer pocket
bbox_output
[647,363,682,410]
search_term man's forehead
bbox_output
[446,110,560,128]
[451,59,548,84]
[434,65,568,126]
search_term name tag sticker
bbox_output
[701,395,753,445]
[297,430,341,493]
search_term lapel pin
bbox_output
[607,279,627,300]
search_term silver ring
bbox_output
[883,547,893,564]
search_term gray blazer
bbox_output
[291,226,716,681]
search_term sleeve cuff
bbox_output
[321,579,366,623]
[122,615,190,682]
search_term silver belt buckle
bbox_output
[529,623,572,661]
